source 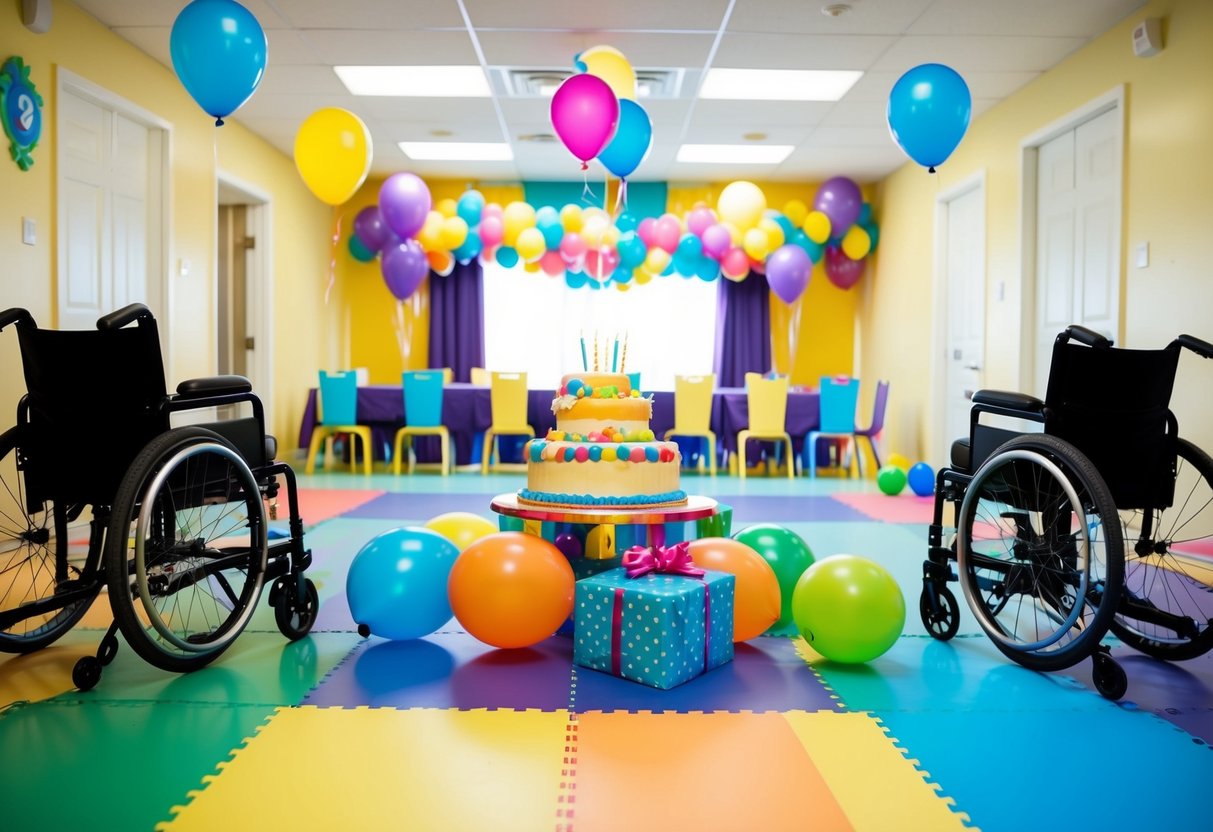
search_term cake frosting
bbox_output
[519,373,687,508]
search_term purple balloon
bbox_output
[553,533,582,560]
[550,74,619,166]
[824,245,867,290]
[381,237,428,300]
[700,223,732,259]
[765,244,812,304]
[353,205,390,253]
[813,177,863,236]
[379,173,431,240]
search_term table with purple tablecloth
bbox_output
[297,384,820,468]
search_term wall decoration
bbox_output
[0,56,43,171]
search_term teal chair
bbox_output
[804,375,860,477]
[393,370,450,475]
[306,371,373,475]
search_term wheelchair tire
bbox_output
[0,427,101,653]
[1111,438,1213,660]
[104,426,268,673]
[956,434,1124,672]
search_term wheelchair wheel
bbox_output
[0,427,100,652]
[956,434,1123,671]
[1112,438,1213,660]
[104,427,267,673]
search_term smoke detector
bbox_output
[822,4,852,17]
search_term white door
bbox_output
[57,85,158,331]
[1033,107,1121,395]
[941,182,986,454]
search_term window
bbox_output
[482,264,718,390]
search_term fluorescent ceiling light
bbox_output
[700,68,861,101]
[676,144,793,164]
[335,66,491,97]
[399,142,513,161]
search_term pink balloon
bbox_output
[479,214,504,248]
[824,245,867,290]
[550,74,620,166]
[653,214,681,254]
[540,249,566,276]
[701,223,732,259]
[720,246,750,279]
[584,247,619,281]
[379,173,431,239]
[687,207,717,237]
[560,231,588,260]
[482,202,503,221]
[636,217,658,248]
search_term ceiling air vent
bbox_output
[495,68,684,99]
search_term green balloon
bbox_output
[348,234,376,263]
[792,554,905,663]
[876,464,907,495]
[731,523,815,631]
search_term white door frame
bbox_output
[55,68,172,364]
[1017,86,1125,390]
[930,169,986,465]
[215,170,274,428]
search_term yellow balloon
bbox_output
[560,204,584,233]
[803,211,831,245]
[644,248,672,274]
[716,181,766,232]
[888,453,912,472]
[577,44,636,100]
[580,215,609,248]
[600,225,621,249]
[425,511,498,551]
[615,280,632,292]
[783,199,809,226]
[436,198,458,218]
[523,260,542,273]
[416,211,445,251]
[759,216,785,250]
[841,225,872,260]
[440,216,469,251]
[743,227,771,261]
[293,107,372,206]
[503,202,536,247]
[516,227,547,262]
[633,268,653,285]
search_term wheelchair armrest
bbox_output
[176,375,254,399]
[971,389,1044,414]
[1178,334,1213,359]
[97,303,154,330]
[1062,325,1112,348]
[0,307,35,331]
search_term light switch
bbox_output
[21,217,35,245]
[179,258,191,277]
[1136,242,1149,268]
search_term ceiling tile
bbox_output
[475,31,716,70]
[872,35,1090,73]
[273,0,466,29]
[463,0,730,32]
[303,29,480,65]
[688,100,833,128]
[907,0,1147,37]
[728,0,935,35]
[712,33,894,70]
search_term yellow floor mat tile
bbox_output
[161,706,570,832]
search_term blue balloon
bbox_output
[347,527,460,640]
[617,231,647,269]
[615,212,639,232]
[565,270,588,289]
[907,462,936,497]
[456,190,485,226]
[535,206,564,249]
[496,246,520,268]
[452,230,482,264]
[695,255,720,282]
[597,99,653,179]
[887,63,971,172]
[170,0,267,125]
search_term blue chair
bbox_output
[804,375,860,477]
[305,371,373,475]
[393,370,450,475]
[626,371,641,393]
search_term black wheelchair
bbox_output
[920,325,1213,699]
[0,303,317,690]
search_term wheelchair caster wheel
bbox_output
[274,578,319,641]
[72,656,102,691]
[1092,650,1127,700]
[919,586,961,641]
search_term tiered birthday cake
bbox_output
[519,372,687,508]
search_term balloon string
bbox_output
[324,211,344,305]
[614,178,627,216]
[581,169,598,205]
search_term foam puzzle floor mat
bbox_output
[3,481,1212,831]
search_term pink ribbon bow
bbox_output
[622,541,704,579]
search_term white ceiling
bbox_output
[75,0,1148,184]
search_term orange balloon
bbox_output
[687,537,781,641]
[448,532,575,648]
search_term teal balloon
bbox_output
[863,222,880,252]
[597,99,653,179]
[566,270,588,289]
[170,0,267,125]
[496,246,520,268]
[792,555,905,663]
[452,230,482,264]
[695,255,720,282]
[887,63,972,172]
[732,523,816,632]
[857,203,873,226]
[536,206,564,249]
[617,231,647,268]
[456,190,485,226]
[615,212,639,232]
[348,234,376,263]
[773,213,796,240]
[346,527,460,640]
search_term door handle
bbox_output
[964,363,980,370]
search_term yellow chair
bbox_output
[665,374,717,475]
[481,371,533,474]
[737,372,794,480]
[305,370,373,475]
[393,370,450,475]
[470,367,490,386]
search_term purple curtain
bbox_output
[427,260,484,382]
[713,271,771,388]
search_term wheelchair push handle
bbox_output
[1176,334,1213,359]
[1061,325,1112,348]
[0,307,35,331]
[97,303,154,330]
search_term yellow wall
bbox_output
[0,1,335,445]
[864,0,1213,464]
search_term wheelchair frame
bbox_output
[0,303,317,689]
[920,324,1213,699]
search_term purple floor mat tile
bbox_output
[341,492,502,521]
[715,495,869,524]
[302,631,574,711]
[573,636,841,713]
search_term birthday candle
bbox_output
[594,331,599,371]
[612,333,619,372]
[580,331,587,372]
[621,333,628,373]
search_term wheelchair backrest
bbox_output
[1044,338,1180,509]
[17,319,169,506]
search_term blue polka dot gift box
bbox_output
[573,542,735,689]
